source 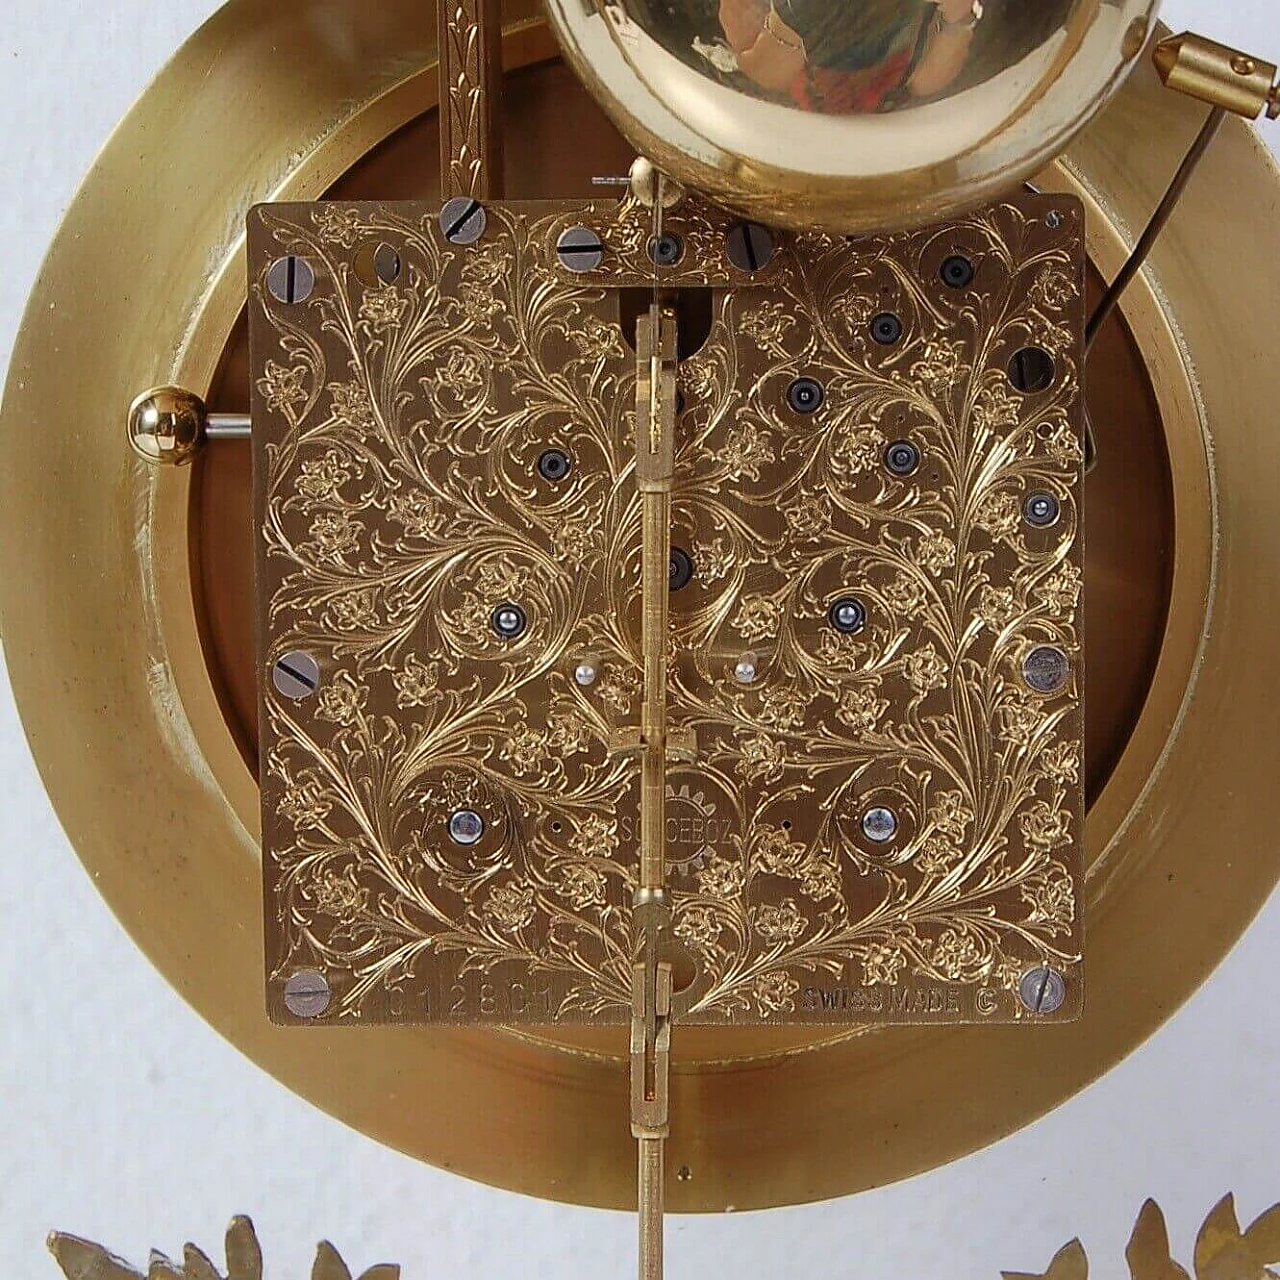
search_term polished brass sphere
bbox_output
[545,0,1162,232]
[127,386,206,465]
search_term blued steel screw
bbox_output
[1022,645,1070,694]
[871,312,903,345]
[492,603,528,640]
[371,242,401,283]
[1024,492,1061,527]
[885,440,921,476]
[829,597,867,635]
[538,449,572,482]
[862,806,899,843]
[941,254,975,289]
[669,547,694,591]
[787,377,825,414]
[649,233,684,266]
[449,809,485,846]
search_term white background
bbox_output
[1,3,1278,1277]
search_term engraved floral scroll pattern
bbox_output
[250,195,1084,1026]
[439,0,499,200]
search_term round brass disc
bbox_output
[1,0,1276,1211]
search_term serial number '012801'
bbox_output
[345,975,570,1023]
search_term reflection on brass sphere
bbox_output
[545,0,1162,233]
[128,386,206,465]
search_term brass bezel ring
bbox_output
[0,4,1276,1212]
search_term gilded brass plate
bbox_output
[249,192,1084,1026]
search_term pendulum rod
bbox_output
[437,0,505,200]
[631,295,678,1280]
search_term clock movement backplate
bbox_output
[249,195,1085,1028]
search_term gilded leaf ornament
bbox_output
[48,1219,397,1280]
[46,1197,1280,1280]
[1004,1196,1280,1280]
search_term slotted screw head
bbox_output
[1019,965,1067,1014]
[273,652,320,700]
[284,970,331,1019]
[266,256,315,305]
[440,196,487,245]
[574,661,598,688]
[726,222,775,273]
[556,226,605,273]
